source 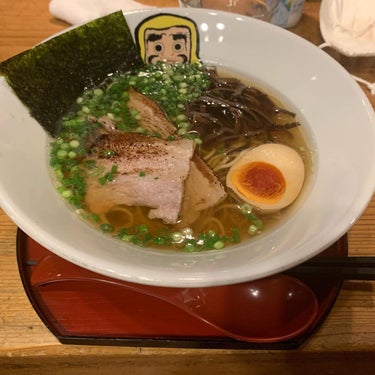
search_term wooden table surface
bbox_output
[1,0,375,373]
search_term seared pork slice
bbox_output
[128,90,227,225]
[179,153,227,227]
[127,87,177,137]
[85,132,195,224]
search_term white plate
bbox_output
[1,8,375,287]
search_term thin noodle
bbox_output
[197,216,226,235]
[106,206,135,227]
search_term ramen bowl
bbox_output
[1,8,375,287]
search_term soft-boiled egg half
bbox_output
[226,143,305,212]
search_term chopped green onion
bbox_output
[57,150,68,159]
[100,223,114,232]
[213,241,225,250]
[61,189,73,198]
[69,140,80,148]
[240,203,253,215]
[248,224,258,236]
[98,164,118,185]
[181,227,193,237]
[93,88,103,96]
[171,232,184,243]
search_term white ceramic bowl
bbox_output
[1,8,375,287]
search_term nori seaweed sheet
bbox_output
[0,11,144,136]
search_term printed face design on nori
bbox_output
[0,11,144,137]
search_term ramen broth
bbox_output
[50,63,312,251]
[101,111,311,246]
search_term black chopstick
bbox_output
[285,257,375,280]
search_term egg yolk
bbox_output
[231,161,286,203]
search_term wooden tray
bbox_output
[16,230,347,349]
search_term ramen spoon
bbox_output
[30,254,319,343]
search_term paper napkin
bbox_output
[49,0,154,25]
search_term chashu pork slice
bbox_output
[126,89,226,225]
[127,87,177,138]
[179,153,227,227]
[85,132,195,224]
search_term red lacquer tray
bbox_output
[16,230,347,349]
